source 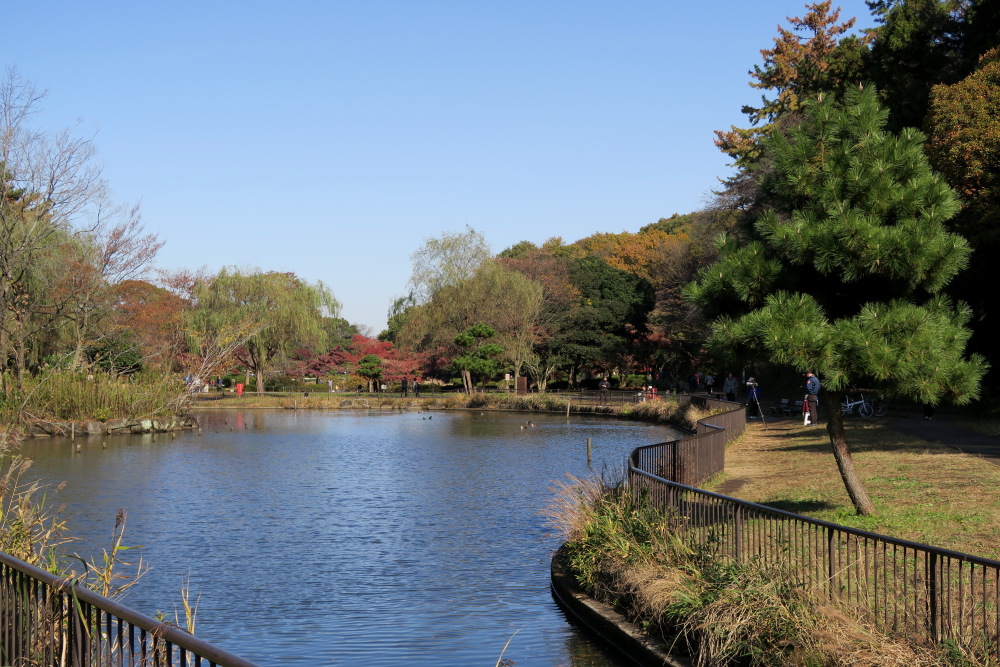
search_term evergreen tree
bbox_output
[715,1,870,166]
[865,0,1000,132]
[688,86,985,515]
[453,323,503,394]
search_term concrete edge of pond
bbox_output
[550,546,690,667]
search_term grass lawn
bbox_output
[704,417,1000,561]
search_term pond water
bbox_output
[18,409,682,666]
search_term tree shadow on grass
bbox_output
[761,498,837,514]
[763,426,967,455]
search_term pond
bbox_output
[18,409,683,666]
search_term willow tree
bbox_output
[407,226,491,303]
[688,86,986,516]
[190,268,340,392]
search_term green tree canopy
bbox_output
[452,323,503,394]
[356,353,384,392]
[553,256,654,385]
[865,0,1000,132]
[190,268,340,392]
[689,85,986,515]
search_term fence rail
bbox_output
[629,394,742,486]
[0,551,256,666]
[627,397,1000,661]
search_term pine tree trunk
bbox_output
[826,391,876,516]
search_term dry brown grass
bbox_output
[707,418,1000,560]
[548,468,996,666]
[604,540,964,666]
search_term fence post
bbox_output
[734,506,743,563]
[828,526,836,597]
[929,552,939,644]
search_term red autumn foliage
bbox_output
[294,335,423,382]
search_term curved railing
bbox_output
[627,395,1000,662]
[629,394,745,486]
[0,551,256,666]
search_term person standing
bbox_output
[723,372,739,402]
[599,378,610,406]
[704,372,715,397]
[804,371,821,425]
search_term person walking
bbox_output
[804,371,821,426]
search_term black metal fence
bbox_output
[0,551,256,666]
[627,398,1000,661]
[628,394,743,486]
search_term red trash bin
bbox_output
[236,383,244,396]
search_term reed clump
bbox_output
[0,450,147,600]
[547,473,983,666]
[468,393,571,412]
[2,369,181,427]
[618,398,695,428]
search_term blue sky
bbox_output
[5,1,877,333]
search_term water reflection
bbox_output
[19,409,681,666]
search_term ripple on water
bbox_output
[20,410,683,666]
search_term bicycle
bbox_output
[841,392,874,417]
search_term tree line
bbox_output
[2,1,998,513]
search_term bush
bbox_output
[623,374,647,388]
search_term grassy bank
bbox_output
[707,419,1000,560]
[549,475,991,666]
[189,390,711,428]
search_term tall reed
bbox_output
[1,369,182,427]
[0,452,147,598]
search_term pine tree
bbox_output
[715,1,870,166]
[689,85,986,515]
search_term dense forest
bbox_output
[2,0,998,425]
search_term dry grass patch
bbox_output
[708,420,1000,559]
[549,473,976,666]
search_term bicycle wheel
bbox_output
[874,402,888,417]
[841,400,852,416]
[859,402,873,418]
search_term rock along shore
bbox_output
[21,415,199,439]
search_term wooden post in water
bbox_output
[587,438,592,464]
[566,401,571,418]
[71,423,75,440]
